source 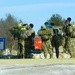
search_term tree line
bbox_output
[0,14,20,49]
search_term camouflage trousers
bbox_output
[25,40,32,58]
[65,37,75,58]
[18,39,32,58]
[42,39,53,58]
[18,39,25,58]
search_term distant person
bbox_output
[63,17,75,58]
[25,23,35,58]
[52,28,60,58]
[38,25,53,58]
[18,24,28,58]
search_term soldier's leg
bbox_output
[69,40,75,58]
[55,46,59,58]
[42,42,48,58]
[18,43,23,58]
[25,46,28,58]
[46,40,53,58]
[22,45,25,58]
[17,43,20,56]
[25,41,31,58]
[48,48,53,58]
[26,46,31,58]
[68,47,74,58]
[27,41,32,58]
[21,40,25,58]
[25,44,29,58]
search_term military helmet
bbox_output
[67,17,71,22]
[44,22,48,25]
[29,23,34,28]
[22,23,28,26]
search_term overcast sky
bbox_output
[0,0,75,34]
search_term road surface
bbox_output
[0,59,75,75]
[0,64,75,75]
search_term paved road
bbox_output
[0,64,75,75]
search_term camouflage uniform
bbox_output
[63,18,75,58]
[18,38,25,58]
[38,25,53,58]
[9,23,26,58]
[25,25,35,58]
[65,37,75,57]
[63,24,75,58]
[18,24,27,58]
[20,24,35,58]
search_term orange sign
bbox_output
[34,37,42,50]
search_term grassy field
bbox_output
[0,58,75,65]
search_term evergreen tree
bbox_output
[48,14,65,26]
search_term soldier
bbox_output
[38,25,53,58]
[52,28,61,58]
[25,23,35,58]
[20,23,35,58]
[44,22,60,58]
[8,23,27,58]
[63,17,75,58]
[18,24,27,58]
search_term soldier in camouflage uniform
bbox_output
[63,17,75,58]
[25,23,35,58]
[20,23,35,58]
[38,25,53,58]
[18,24,28,58]
[8,22,27,58]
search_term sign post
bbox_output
[0,38,6,50]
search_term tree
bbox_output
[0,14,19,49]
[48,14,65,26]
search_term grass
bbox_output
[0,58,75,65]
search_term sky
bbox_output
[0,0,75,34]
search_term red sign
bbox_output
[34,37,42,50]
